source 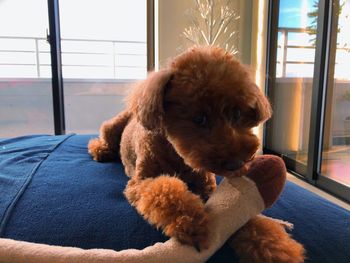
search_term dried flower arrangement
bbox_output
[182,0,240,54]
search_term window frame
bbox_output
[47,0,154,135]
[264,0,350,202]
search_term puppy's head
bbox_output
[130,46,272,175]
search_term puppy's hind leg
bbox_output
[228,215,305,263]
[88,110,130,162]
[124,175,210,251]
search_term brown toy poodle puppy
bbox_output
[88,46,304,262]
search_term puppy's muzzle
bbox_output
[222,160,245,171]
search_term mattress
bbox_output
[0,134,349,262]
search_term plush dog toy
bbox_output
[88,46,305,262]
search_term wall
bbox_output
[156,0,254,68]
[250,0,269,143]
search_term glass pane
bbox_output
[321,0,350,187]
[59,0,147,134]
[265,0,319,169]
[0,0,54,137]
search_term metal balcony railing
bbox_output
[277,27,350,78]
[277,27,314,78]
[0,36,147,79]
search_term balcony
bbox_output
[0,36,146,136]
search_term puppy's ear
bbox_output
[130,69,173,130]
[246,84,272,126]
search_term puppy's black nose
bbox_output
[224,160,244,171]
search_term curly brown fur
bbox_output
[229,215,305,263]
[88,46,301,256]
[89,110,131,162]
[124,175,210,249]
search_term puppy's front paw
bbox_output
[166,210,210,251]
[88,138,116,162]
[124,175,210,251]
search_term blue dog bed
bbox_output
[0,134,349,262]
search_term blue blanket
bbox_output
[0,134,349,262]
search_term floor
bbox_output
[288,145,350,187]
[321,145,350,187]
[287,172,350,211]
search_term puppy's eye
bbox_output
[193,114,208,127]
[231,108,241,123]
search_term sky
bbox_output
[0,0,146,41]
[279,0,316,28]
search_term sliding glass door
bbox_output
[0,0,151,137]
[59,0,147,134]
[265,0,350,201]
[320,0,350,191]
[265,0,320,175]
[0,0,54,137]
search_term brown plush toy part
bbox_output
[0,155,304,263]
[245,154,287,208]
